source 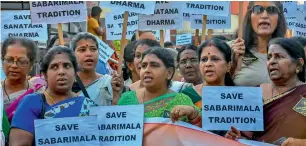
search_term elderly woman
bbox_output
[182,39,235,107]
[118,47,201,126]
[9,46,96,146]
[226,38,306,145]
[177,44,203,85]
[1,38,44,123]
[70,32,115,105]
[231,1,287,87]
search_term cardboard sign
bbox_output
[35,116,99,146]
[286,16,297,30]
[1,10,48,41]
[105,12,138,40]
[90,105,144,146]
[176,34,192,46]
[30,1,87,24]
[202,86,264,131]
[182,2,230,16]
[100,1,155,15]
[293,10,306,37]
[138,1,184,30]
[97,38,115,63]
[190,15,231,29]
[283,1,298,17]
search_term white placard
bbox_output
[1,10,48,41]
[100,1,155,15]
[283,1,298,17]
[139,1,184,30]
[30,1,87,24]
[97,38,115,63]
[176,34,192,46]
[105,12,138,40]
[183,2,230,16]
[190,15,231,29]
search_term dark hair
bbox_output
[47,33,70,49]
[123,41,138,80]
[131,30,154,41]
[40,46,78,75]
[164,41,174,48]
[291,36,306,47]
[91,6,102,17]
[177,44,198,63]
[198,38,235,86]
[70,32,99,51]
[135,39,160,49]
[268,38,305,82]
[141,47,175,87]
[1,37,37,66]
[212,36,229,41]
[243,2,287,55]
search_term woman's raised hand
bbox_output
[111,71,124,105]
[230,38,246,75]
[225,126,242,140]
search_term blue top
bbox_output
[96,59,109,75]
[11,93,96,134]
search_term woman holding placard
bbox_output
[118,47,201,126]
[225,38,306,145]
[70,32,115,105]
[230,1,287,87]
[9,46,97,146]
[182,38,234,108]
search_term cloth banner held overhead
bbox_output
[100,1,155,15]
[182,2,230,16]
[30,1,87,24]
[105,12,138,40]
[1,10,48,41]
[138,1,184,30]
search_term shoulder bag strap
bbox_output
[75,74,90,99]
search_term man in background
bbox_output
[88,6,104,39]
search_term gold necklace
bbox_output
[44,90,56,104]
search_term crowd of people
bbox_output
[2,1,306,146]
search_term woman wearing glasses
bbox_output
[1,38,44,121]
[230,2,286,87]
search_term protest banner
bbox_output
[90,105,144,146]
[30,1,87,24]
[183,2,230,17]
[1,10,48,42]
[190,15,231,29]
[283,1,298,17]
[100,1,155,15]
[176,34,192,46]
[96,37,115,63]
[293,10,306,37]
[144,118,246,146]
[138,1,184,30]
[202,86,264,131]
[105,12,138,40]
[34,116,99,146]
[286,16,297,30]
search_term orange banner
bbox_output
[143,123,246,146]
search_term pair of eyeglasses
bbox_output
[251,5,280,15]
[179,59,199,66]
[2,58,29,67]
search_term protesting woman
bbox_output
[1,38,44,122]
[10,46,96,146]
[177,44,203,85]
[231,1,286,86]
[225,38,306,145]
[71,32,115,105]
[182,39,234,108]
[118,48,201,126]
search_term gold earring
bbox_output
[296,69,300,73]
